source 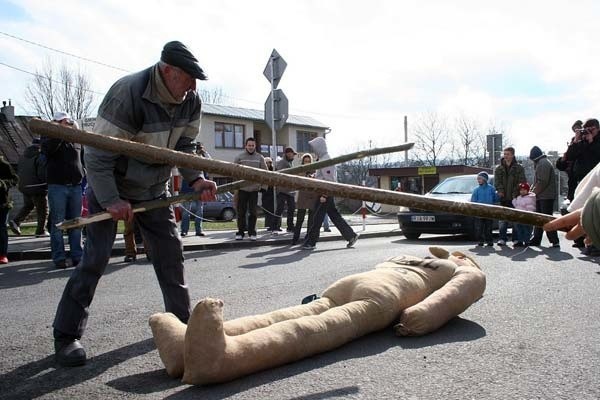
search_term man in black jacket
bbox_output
[42,112,85,269]
[565,118,600,187]
[9,138,49,237]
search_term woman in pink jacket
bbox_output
[512,182,536,247]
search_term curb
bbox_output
[7,229,404,261]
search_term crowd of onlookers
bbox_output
[2,114,599,266]
[0,114,356,267]
[231,136,358,250]
[470,118,600,256]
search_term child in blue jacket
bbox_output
[470,171,499,246]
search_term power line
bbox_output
[2,31,404,122]
[0,61,107,96]
[0,31,130,72]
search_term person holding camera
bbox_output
[556,120,583,202]
[563,118,600,254]
[565,118,600,187]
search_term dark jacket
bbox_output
[564,134,600,182]
[0,156,18,209]
[531,155,557,200]
[17,143,47,195]
[41,137,84,186]
[493,158,526,205]
[275,156,296,195]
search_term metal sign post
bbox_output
[263,49,289,226]
[263,49,288,161]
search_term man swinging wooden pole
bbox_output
[29,119,555,228]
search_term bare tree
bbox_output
[412,112,450,166]
[454,114,486,166]
[25,59,95,120]
[199,87,227,105]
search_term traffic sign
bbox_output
[264,89,289,131]
[263,49,287,89]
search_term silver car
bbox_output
[397,174,496,240]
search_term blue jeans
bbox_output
[323,213,330,229]
[48,184,83,263]
[180,200,203,235]
[513,224,532,243]
[498,220,511,242]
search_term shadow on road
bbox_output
[0,338,155,399]
[0,260,132,290]
[129,318,484,399]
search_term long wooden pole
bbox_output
[30,119,555,230]
[219,141,415,193]
[57,142,416,230]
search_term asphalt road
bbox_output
[0,234,599,399]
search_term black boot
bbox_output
[54,338,86,367]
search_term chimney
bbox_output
[1,99,16,122]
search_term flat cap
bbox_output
[161,41,208,80]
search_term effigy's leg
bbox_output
[223,297,336,335]
[149,297,336,378]
[149,312,187,377]
[182,296,398,385]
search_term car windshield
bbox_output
[429,177,476,194]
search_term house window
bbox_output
[296,131,318,153]
[260,144,284,158]
[215,122,245,148]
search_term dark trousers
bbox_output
[293,208,314,243]
[12,192,48,234]
[475,218,493,244]
[304,197,356,246]
[262,189,276,230]
[531,198,559,244]
[275,192,296,230]
[236,190,258,236]
[0,207,8,255]
[53,189,190,339]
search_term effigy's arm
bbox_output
[394,249,486,336]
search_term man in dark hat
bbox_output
[51,41,217,367]
[273,146,298,233]
[528,146,559,248]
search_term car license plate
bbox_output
[411,216,435,222]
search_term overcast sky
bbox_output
[1,0,599,158]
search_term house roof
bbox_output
[202,103,329,130]
[0,114,37,164]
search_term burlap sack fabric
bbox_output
[149,247,486,385]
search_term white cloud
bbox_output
[2,0,599,158]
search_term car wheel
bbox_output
[220,208,236,221]
[403,231,421,240]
